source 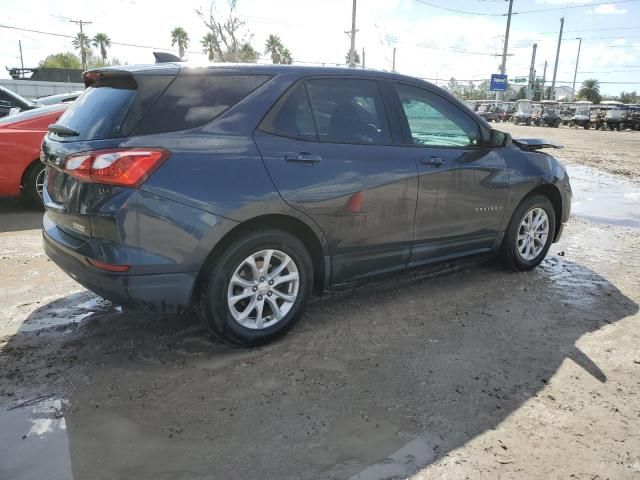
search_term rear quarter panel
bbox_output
[0,108,66,196]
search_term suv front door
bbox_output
[254,77,417,283]
[391,82,509,264]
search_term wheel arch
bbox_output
[20,158,44,190]
[194,213,329,300]
[521,183,563,241]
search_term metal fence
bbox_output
[0,80,84,99]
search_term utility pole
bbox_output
[362,48,365,69]
[497,0,514,101]
[527,43,537,100]
[348,0,357,67]
[70,19,92,70]
[392,47,396,72]
[541,60,547,99]
[571,37,582,101]
[550,17,564,101]
[18,41,24,78]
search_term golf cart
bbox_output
[497,101,515,122]
[626,104,640,131]
[559,103,575,125]
[476,102,499,122]
[600,101,628,131]
[511,99,533,126]
[571,101,592,129]
[534,100,562,127]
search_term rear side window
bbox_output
[259,83,317,140]
[133,74,271,136]
[305,78,391,145]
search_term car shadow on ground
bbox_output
[0,199,43,233]
[0,255,637,480]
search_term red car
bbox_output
[0,104,68,206]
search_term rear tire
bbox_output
[22,162,45,209]
[500,195,556,271]
[196,229,313,348]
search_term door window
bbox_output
[259,82,317,140]
[305,78,391,145]
[395,83,480,148]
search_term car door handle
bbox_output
[285,152,322,165]
[421,156,445,167]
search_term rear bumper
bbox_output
[43,228,196,315]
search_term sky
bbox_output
[1,0,639,95]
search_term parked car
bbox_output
[0,85,42,117]
[36,91,83,106]
[0,104,69,205]
[42,64,571,347]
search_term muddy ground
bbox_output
[1,126,639,480]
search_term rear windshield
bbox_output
[51,86,136,141]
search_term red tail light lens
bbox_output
[87,258,130,272]
[64,148,169,187]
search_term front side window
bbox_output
[396,83,480,148]
[305,78,391,145]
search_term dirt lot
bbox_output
[498,122,640,181]
[1,126,639,480]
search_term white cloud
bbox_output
[536,0,595,4]
[593,4,628,14]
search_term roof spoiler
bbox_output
[513,138,563,150]
[153,52,183,63]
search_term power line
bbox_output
[413,0,504,16]
[413,0,639,16]
[513,0,638,15]
[0,23,203,55]
[538,26,640,34]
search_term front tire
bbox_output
[500,195,556,271]
[196,230,313,348]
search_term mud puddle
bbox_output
[568,165,640,228]
[0,396,72,480]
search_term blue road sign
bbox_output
[490,74,508,91]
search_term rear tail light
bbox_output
[64,148,169,187]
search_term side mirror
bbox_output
[8,107,21,116]
[490,129,511,148]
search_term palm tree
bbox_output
[578,79,601,103]
[345,50,360,65]
[264,34,283,64]
[72,32,92,68]
[92,33,111,62]
[201,33,217,62]
[171,27,190,58]
[280,48,293,65]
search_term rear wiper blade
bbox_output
[48,123,79,137]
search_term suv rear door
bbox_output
[253,77,418,283]
[390,82,509,264]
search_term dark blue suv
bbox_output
[41,63,571,347]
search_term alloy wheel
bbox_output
[227,249,300,330]
[517,207,549,261]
